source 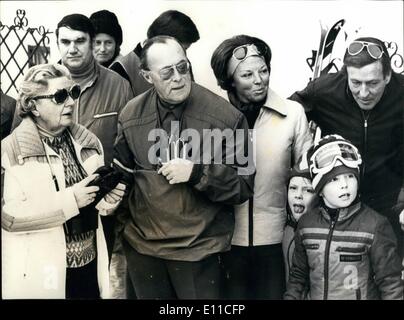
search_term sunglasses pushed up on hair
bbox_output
[232,43,267,61]
[227,43,268,77]
[347,41,385,60]
[32,84,81,105]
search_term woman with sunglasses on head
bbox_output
[1,63,125,299]
[290,36,404,260]
[211,35,312,299]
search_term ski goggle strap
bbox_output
[347,41,385,60]
[310,141,362,176]
[227,43,266,77]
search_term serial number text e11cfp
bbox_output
[202,304,246,315]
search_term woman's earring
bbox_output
[28,100,36,110]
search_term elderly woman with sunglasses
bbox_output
[1,63,125,299]
[211,35,312,299]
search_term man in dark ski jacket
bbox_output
[289,37,404,256]
[112,36,254,299]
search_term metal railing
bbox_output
[1,9,52,96]
[386,41,404,75]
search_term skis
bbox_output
[307,19,346,80]
[312,21,329,79]
[306,19,346,141]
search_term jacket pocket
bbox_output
[336,246,367,253]
[304,243,320,250]
[336,246,367,262]
[93,112,118,119]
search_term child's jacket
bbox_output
[285,202,403,300]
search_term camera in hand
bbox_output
[87,165,124,204]
[65,166,123,235]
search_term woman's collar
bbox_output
[261,87,288,116]
[12,117,102,159]
[228,87,288,117]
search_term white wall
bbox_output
[1,0,403,99]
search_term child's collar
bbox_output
[286,206,299,230]
[320,197,362,222]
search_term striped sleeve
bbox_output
[1,154,79,233]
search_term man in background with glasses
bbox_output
[289,36,404,258]
[112,35,254,299]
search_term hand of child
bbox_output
[399,209,404,232]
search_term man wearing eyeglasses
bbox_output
[112,36,254,299]
[289,36,404,257]
[110,10,200,97]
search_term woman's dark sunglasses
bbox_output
[32,84,81,104]
[347,41,384,60]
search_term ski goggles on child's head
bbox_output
[347,41,385,60]
[309,141,362,175]
[227,43,267,77]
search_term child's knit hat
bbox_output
[308,134,362,193]
[288,150,311,184]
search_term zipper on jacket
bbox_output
[248,197,254,246]
[362,118,367,178]
[360,110,371,179]
[75,82,91,124]
[75,93,81,124]
[74,67,98,124]
[323,213,338,300]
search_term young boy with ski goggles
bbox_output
[285,134,403,300]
